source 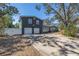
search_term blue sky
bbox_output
[11,3,53,24]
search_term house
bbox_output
[20,16,53,34]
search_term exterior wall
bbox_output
[21,16,43,34]
[4,28,21,36]
[21,16,43,28]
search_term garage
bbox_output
[24,28,32,34]
[24,28,40,34]
[34,28,40,34]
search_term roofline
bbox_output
[20,16,42,21]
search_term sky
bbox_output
[10,3,53,24]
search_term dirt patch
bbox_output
[12,46,41,56]
[0,36,41,56]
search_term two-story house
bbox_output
[20,16,53,34]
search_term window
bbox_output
[28,18,32,24]
[36,20,39,25]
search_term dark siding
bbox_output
[21,16,43,34]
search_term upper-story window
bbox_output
[28,18,32,24]
[36,20,39,25]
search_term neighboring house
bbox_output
[20,16,53,34]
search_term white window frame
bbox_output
[36,20,39,25]
[28,18,32,24]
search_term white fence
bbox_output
[4,28,22,36]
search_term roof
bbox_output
[20,16,42,21]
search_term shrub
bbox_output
[0,28,5,36]
[59,22,78,37]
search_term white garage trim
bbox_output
[24,28,32,34]
[34,28,39,34]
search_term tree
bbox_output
[0,3,19,35]
[43,18,51,26]
[0,4,18,17]
[36,3,79,36]
[14,22,20,28]
[1,15,15,28]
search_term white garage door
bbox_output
[34,28,39,34]
[24,28,32,34]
